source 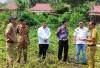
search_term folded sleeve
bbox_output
[5,24,12,35]
[74,29,77,36]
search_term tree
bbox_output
[62,0,95,7]
[15,0,30,11]
[29,0,50,6]
[0,3,6,7]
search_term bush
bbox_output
[72,2,92,14]
[69,12,86,27]
[60,12,71,21]
[38,12,48,22]
[16,10,39,27]
[0,12,10,22]
[54,5,69,14]
[46,15,59,28]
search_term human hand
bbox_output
[44,38,47,42]
[73,42,76,46]
[79,38,84,41]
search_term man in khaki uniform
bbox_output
[16,18,30,64]
[79,21,98,68]
[5,16,17,68]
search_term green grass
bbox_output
[0,26,100,68]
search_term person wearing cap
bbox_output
[16,18,30,64]
[56,20,69,62]
[79,21,98,68]
[5,16,17,68]
[38,21,51,59]
[73,21,89,65]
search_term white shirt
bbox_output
[74,27,89,44]
[38,27,51,44]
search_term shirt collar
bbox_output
[42,26,47,29]
[62,26,66,28]
[90,28,95,32]
[20,24,27,28]
[79,27,84,29]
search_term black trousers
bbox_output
[39,44,49,59]
[58,40,68,62]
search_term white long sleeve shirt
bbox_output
[38,27,51,44]
[74,27,89,45]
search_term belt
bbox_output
[7,41,14,43]
[59,38,68,41]
[88,45,96,46]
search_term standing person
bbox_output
[16,18,30,64]
[38,21,51,59]
[5,16,17,68]
[56,20,69,62]
[79,21,98,68]
[73,21,89,65]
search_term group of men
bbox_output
[5,16,98,68]
[5,16,30,68]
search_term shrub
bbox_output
[16,10,39,27]
[38,12,48,22]
[69,12,86,27]
[60,12,71,21]
[46,15,59,28]
[54,5,69,14]
[72,2,92,14]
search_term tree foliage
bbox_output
[15,0,29,11]
[62,0,95,7]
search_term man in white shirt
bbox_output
[38,21,51,59]
[73,21,89,65]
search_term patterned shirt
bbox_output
[56,26,69,39]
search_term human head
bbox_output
[62,19,68,26]
[88,21,96,30]
[42,21,47,28]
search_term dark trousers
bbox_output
[39,44,49,59]
[58,40,68,62]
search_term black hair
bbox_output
[79,21,84,23]
[20,18,25,22]
[42,21,46,23]
[62,19,68,24]
[92,21,96,26]
[90,21,96,26]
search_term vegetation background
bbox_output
[0,0,100,68]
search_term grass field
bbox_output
[0,25,100,68]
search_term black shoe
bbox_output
[42,56,45,59]
[58,58,61,61]
[82,63,87,65]
[63,60,67,63]
[38,54,41,58]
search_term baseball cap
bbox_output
[9,16,17,21]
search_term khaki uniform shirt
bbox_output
[5,23,17,42]
[17,25,29,42]
[87,28,98,45]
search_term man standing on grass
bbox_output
[38,21,51,59]
[5,16,17,68]
[79,21,98,68]
[16,18,30,64]
[56,20,69,62]
[73,21,89,65]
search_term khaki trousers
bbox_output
[87,46,97,68]
[16,41,28,63]
[6,42,15,68]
